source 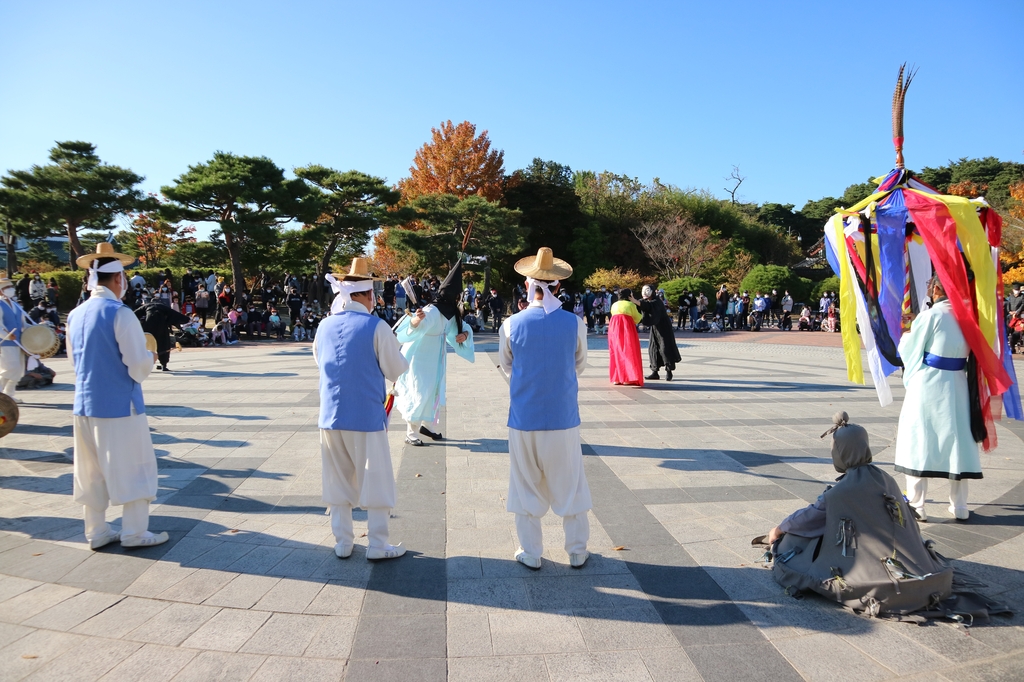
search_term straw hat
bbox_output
[514,247,573,280]
[76,242,134,269]
[337,257,380,281]
[0,278,14,291]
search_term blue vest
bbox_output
[69,296,146,417]
[507,307,581,431]
[316,310,387,431]
[1,300,22,347]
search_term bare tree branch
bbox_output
[631,215,726,280]
[724,165,745,205]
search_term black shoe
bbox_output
[646,372,660,380]
[666,370,673,381]
[161,366,170,372]
[419,426,443,440]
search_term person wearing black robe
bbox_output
[639,285,681,381]
[135,302,191,371]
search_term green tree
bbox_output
[23,239,63,269]
[165,240,228,270]
[756,202,818,246]
[293,166,403,303]
[918,157,1024,209]
[0,141,153,268]
[160,152,310,293]
[799,179,877,223]
[387,194,524,289]
[504,159,589,280]
[569,221,611,283]
[573,170,649,272]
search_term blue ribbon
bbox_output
[923,353,966,371]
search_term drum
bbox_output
[144,333,158,353]
[0,393,19,438]
[21,324,59,359]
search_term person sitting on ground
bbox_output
[211,322,228,345]
[268,307,283,339]
[463,309,481,333]
[798,305,812,330]
[29,300,50,324]
[780,309,792,331]
[760,411,953,616]
[293,314,308,341]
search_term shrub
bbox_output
[792,277,814,304]
[740,265,793,296]
[811,275,841,301]
[659,277,715,309]
[583,268,650,292]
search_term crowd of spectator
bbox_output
[10,264,848,365]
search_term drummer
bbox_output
[0,277,33,403]
[66,243,168,549]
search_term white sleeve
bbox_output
[114,306,154,384]
[498,317,513,379]
[66,313,76,373]
[374,319,410,383]
[575,316,588,376]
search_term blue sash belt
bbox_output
[923,353,966,371]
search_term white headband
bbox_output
[325,274,374,313]
[87,260,125,292]
[525,278,562,314]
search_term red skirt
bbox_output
[608,314,644,386]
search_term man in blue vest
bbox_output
[499,247,592,570]
[0,277,32,403]
[317,257,410,560]
[66,243,168,549]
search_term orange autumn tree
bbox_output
[369,229,416,277]
[398,120,505,201]
[1000,180,1024,285]
[118,197,196,266]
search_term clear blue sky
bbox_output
[2,0,1021,240]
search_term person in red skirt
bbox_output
[608,288,644,386]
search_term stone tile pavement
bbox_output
[1,332,1023,681]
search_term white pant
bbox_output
[406,419,424,438]
[0,345,24,399]
[905,475,969,514]
[329,504,392,551]
[516,512,590,557]
[507,427,592,556]
[73,414,158,508]
[84,499,150,541]
[320,429,396,510]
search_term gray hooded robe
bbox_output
[772,412,953,616]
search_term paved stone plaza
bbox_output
[1,333,1023,681]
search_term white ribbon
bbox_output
[87,259,127,293]
[325,274,374,314]
[525,278,562,314]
